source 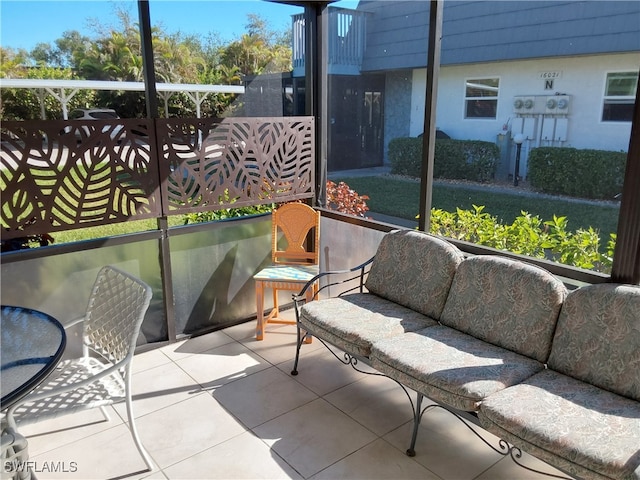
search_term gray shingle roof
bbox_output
[359,0,640,72]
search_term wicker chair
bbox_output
[5,266,154,472]
[253,202,320,340]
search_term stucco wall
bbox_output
[383,70,413,164]
[408,53,638,153]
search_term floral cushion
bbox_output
[364,230,464,320]
[299,293,438,358]
[479,369,640,480]
[370,325,544,411]
[439,255,567,363]
[548,283,640,402]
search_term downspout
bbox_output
[418,0,443,233]
[138,0,177,342]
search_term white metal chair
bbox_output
[1,418,31,480]
[5,266,154,472]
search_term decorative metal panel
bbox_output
[1,116,315,242]
[1,119,160,240]
[0,120,160,239]
[158,117,315,215]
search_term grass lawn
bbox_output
[335,175,620,238]
[46,175,619,246]
[51,217,185,244]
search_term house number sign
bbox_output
[539,71,562,90]
[538,71,563,79]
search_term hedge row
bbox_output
[388,137,499,182]
[528,147,626,200]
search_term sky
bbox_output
[1,0,358,52]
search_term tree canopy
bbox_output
[0,7,292,120]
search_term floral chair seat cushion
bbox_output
[299,293,438,358]
[370,325,544,412]
[479,369,640,480]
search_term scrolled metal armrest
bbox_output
[292,256,375,306]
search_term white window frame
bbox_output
[464,77,500,120]
[602,71,638,123]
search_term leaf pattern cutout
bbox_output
[1,117,314,239]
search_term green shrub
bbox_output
[182,181,371,223]
[387,138,423,177]
[182,190,275,224]
[428,205,614,273]
[528,147,626,200]
[388,137,498,182]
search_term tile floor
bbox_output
[20,319,572,480]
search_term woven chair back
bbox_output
[272,202,320,266]
[83,266,152,365]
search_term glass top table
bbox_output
[1,305,67,411]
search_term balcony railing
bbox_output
[292,7,371,77]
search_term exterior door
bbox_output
[329,74,384,171]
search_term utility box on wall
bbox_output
[512,95,571,115]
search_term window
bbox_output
[602,71,638,122]
[465,78,499,119]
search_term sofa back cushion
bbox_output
[365,230,464,320]
[440,255,567,363]
[548,283,640,401]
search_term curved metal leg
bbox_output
[290,325,307,376]
[124,372,154,471]
[406,393,424,457]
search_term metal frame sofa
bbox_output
[291,229,640,480]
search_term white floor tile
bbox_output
[240,323,312,366]
[162,431,303,479]
[253,398,377,478]
[159,330,235,362]
[324,373,415,436]
[137,392,247,469]
[277,347,367,396]
[383,407,504,480]
[29,423,156,479]
[212,366,317,428]
[18,406,123,457]
[219,321,257,341]
[174,341,271,390]
[132,348,172,373]
[113,361,202,420]
[309,438,441,480]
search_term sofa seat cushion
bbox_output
[370,325,544,412]
[479,369,640,480]
[299,293,438,358]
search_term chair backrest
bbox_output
[547,283,640,401]
[272,202,320,265]
[365,230,465,319]
[439,255,567,363]
[82,266,152,366]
